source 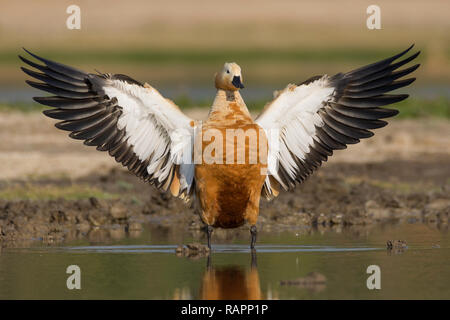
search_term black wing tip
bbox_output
[21,48,39,60]
[396,44,414,59]
[381,44,420,65]
[377,120,389,128]
[26,80,50,90]
[20,47,88,80]
[410,63,421,72]
[18,54,43,71]
[393,93,409,101]
[393,94,409,105]
[407,77,416,84]
[400,44,416,56]
[343,45,420,81]
[20,66,29,73]
[19,49,46,67]
[380,107,399,119]
[42,109,57,118]
[409,51,421,60]
[21,66,41,77]
[25,79,39,86]
[380,108,399,119]
[396,77,416,89]
[19,53,35,65]
[34,96,57,107]
[32,96,43,104]
[55,122,66,130]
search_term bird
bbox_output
[19,45,420,249]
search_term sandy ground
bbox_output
[0,110,449,246]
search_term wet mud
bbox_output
[0,155,449,247]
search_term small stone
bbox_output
[89,197,100,208]
[364,200,379,210]
[424,212,438,223]
[186,243,209,252]
[317,213,329,225]
[110,203,128,220]
[188,218,201,230]
[90,197,108,209]
[387,240,407,249]
[348,213,371,225]
[77,221,91,234]
[88,213,107,227]
[425,199,450,212]
[438,212,449,223]
[366,208,392,220]
[330,213,343,225]
[112,227,126,239]
[176,243,210,258]
[295,212,312,225]
[127,222,142,231]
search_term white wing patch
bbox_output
[93,78,196,197]
[256,77,335,194]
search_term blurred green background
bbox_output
[0,0,449,116]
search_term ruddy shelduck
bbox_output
[20,45,420,249]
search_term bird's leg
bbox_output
[207,225,213,249]
[250,225,257,249]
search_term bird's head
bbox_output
[214,62,244,91]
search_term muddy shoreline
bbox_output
[1,157,448,247]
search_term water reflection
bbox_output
[173,250,270,300]
[200,251,261,300]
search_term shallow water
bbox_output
[0,223,449,299]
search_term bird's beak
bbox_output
[232,76,244,89]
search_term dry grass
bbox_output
[0,183,119,200]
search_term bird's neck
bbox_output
[208,89,252,123]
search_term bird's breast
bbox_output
[194,120,268,228]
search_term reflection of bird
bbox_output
[200,251,261,299]
[20,45,419,248]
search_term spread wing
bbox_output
[20,49,195,200]
[256,45,420,200]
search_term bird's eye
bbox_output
[226,70,230,74]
